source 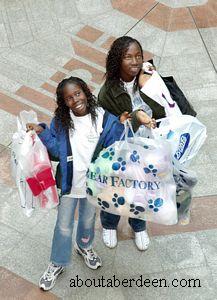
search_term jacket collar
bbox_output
[108,81,128,98]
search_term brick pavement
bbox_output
[0,1,217,299]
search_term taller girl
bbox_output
[98,36,166,251]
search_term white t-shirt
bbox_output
[122,78,152,117]
[68,108,104,198]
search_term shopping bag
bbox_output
[141,70,182,117]
[11,112,39,217]
[11,110,59,215]
[152,115,207,167]
[162,76,197,116]
[19,131,59,209]
[86,122,177,225]
[173,161,198,192]
[144,60,196,116]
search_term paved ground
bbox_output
[0,0,217,299]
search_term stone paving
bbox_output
[0,0,217,299]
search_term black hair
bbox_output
[55,76,98,130]
[105,36,143,86]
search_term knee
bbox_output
[84,212,96,227]
[55,221,73,237]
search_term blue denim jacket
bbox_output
[38,110,125,195]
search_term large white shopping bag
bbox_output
[86,122,177,225]
[11,111,39,216]
[152,115,207,167]
[11,110,59,216]
[141,69,182,117]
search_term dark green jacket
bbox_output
[98,81,166,131]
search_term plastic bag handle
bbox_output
[156,117,166,124]
[119,119,135,143]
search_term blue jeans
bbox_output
[50,196,96,266]
[100,210,146,232]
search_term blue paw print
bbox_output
[96,167,101,174]
[97,197,110,210]
[148,198,163,212]
[144,164,158,177]
[112,193,125,208]
[143,145,149,149]
[86,187,93,196]
[130,150,140,163]
[129,203,145,215]
[102,147,115,161]
[112,157,126,171]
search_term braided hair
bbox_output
[105,36,143,87]
[55,76,98,130]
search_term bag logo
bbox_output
[174,133,190,160]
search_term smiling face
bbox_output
[63,83,88,116]
[120,42,143,82]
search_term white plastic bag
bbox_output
[11,110,59,216]
[11,111,39,216]
[87,122,177,225]
[152,115,207,167]
[141,69,182,117]
[19,131,59,210]
[173,161,198,193]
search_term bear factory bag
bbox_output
[86,122,177,225]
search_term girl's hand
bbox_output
[138,71,151,88]
[26,123,44,134]
[136,110,156,129]
[120,111,132,124]
[147,64,156,72]
[142,62,156,74]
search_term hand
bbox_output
[26,123,44,134]
[136,110,156,129]
[120,111,132,124]
[147,64,156,72]
[138,71,151,88]
[142,62,156,74]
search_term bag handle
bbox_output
[119,119,135,143]
[154,117,172,130]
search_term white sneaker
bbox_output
[74,243,102,270]
[178,210,191,226]
[135,230,150,251]
[39,263,65,291]
[102,228,117,248]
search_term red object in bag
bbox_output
[35,167,56,189]
[26,177,42,196]
[26,166,56,196]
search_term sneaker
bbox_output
[102,228,117,248]
[39,263,65,291]
[135,230,150,251]
[178,210,191,226]
[75,243,102,270]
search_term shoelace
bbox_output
[44,264,59,280]
[86,249,98,261]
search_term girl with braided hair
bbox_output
[27,76,131,290]
[98,36,166,251]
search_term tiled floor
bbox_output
[0,267,58,300]
[0,0,217,299]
